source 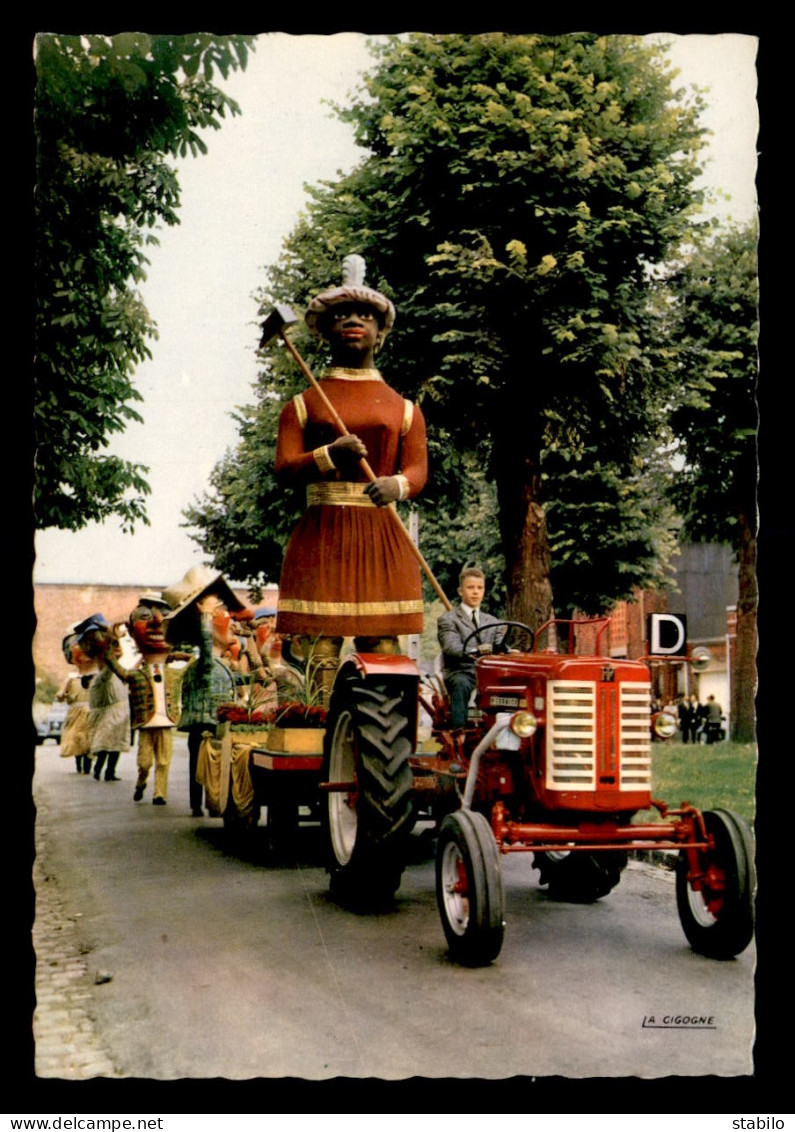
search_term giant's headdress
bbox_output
[304,255,396,349]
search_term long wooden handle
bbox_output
[281,331,453,612]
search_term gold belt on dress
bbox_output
[306,482,375,508]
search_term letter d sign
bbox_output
[648,613,687,656]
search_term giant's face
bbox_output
[70,641,93,670]
[211,608,239,655]
[62,634,79,665]
[255,617,276,650]
[324,303,382,359]
[129,603,168,655]
[80,628,113,661]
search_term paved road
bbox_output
[31,736,755,1081]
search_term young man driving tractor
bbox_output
[437,567,506,728]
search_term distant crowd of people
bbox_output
[55,565,291,815]
[652,692,725,744]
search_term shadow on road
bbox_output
[192,814,439,871]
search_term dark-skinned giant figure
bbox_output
[272,256,429,703]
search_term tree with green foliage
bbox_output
[34,32,254,532]
[184,394,288,595]
[666,220,758,742]
[189,32,707,625]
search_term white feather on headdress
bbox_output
[342,254,367,287]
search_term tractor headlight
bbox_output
[653,711,678,740]
[510,711,538,739]
[690,646,711,672]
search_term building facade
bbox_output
[605,542,740,726]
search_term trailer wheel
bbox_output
[534,849,627,902]
[436,810,505,966]
[676,808,755,959]
[323,676,416,906]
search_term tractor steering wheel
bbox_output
[461,619,536,656]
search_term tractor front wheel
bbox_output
[676,808,755,959]
[436,810,505,966]
[323,676,416,906]
[534,849,627,902]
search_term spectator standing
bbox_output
[687,694,702,743]
[705,695,724,744]
[677,694,694,744]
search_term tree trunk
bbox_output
[731,510,757,743]
[495,465,554,632]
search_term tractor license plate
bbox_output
[490,694,522,708]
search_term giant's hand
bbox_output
[328,433,368,469]
[365,476,401,506]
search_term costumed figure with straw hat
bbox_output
[163,565,247,817]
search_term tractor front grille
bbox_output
[546,679,652,792]
[617,683,653,787]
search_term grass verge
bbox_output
[642,740,757,826]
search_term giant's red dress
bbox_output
[275,368,428,638]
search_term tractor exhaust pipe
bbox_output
[260,306,452,612]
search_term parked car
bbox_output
[35,701,69,745]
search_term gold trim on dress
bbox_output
[293,392,308,428]
[401,398,414,437]
[307,482,376,507]
[312,446,336,475]
[322,368,384,381]
[278,598,424,616]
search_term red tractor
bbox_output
[320,616,755,967]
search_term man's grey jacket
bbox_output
[437,604,505,675]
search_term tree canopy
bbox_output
[667,220,758,546]
[666,219,759,739]
[188,32,711,622]
[34,32,254,531]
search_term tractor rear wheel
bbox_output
[436,809,505,966]
[534,849,627,902]
[676,808,755,959]
[323,676,416,906]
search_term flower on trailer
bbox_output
[216,701,328,728]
